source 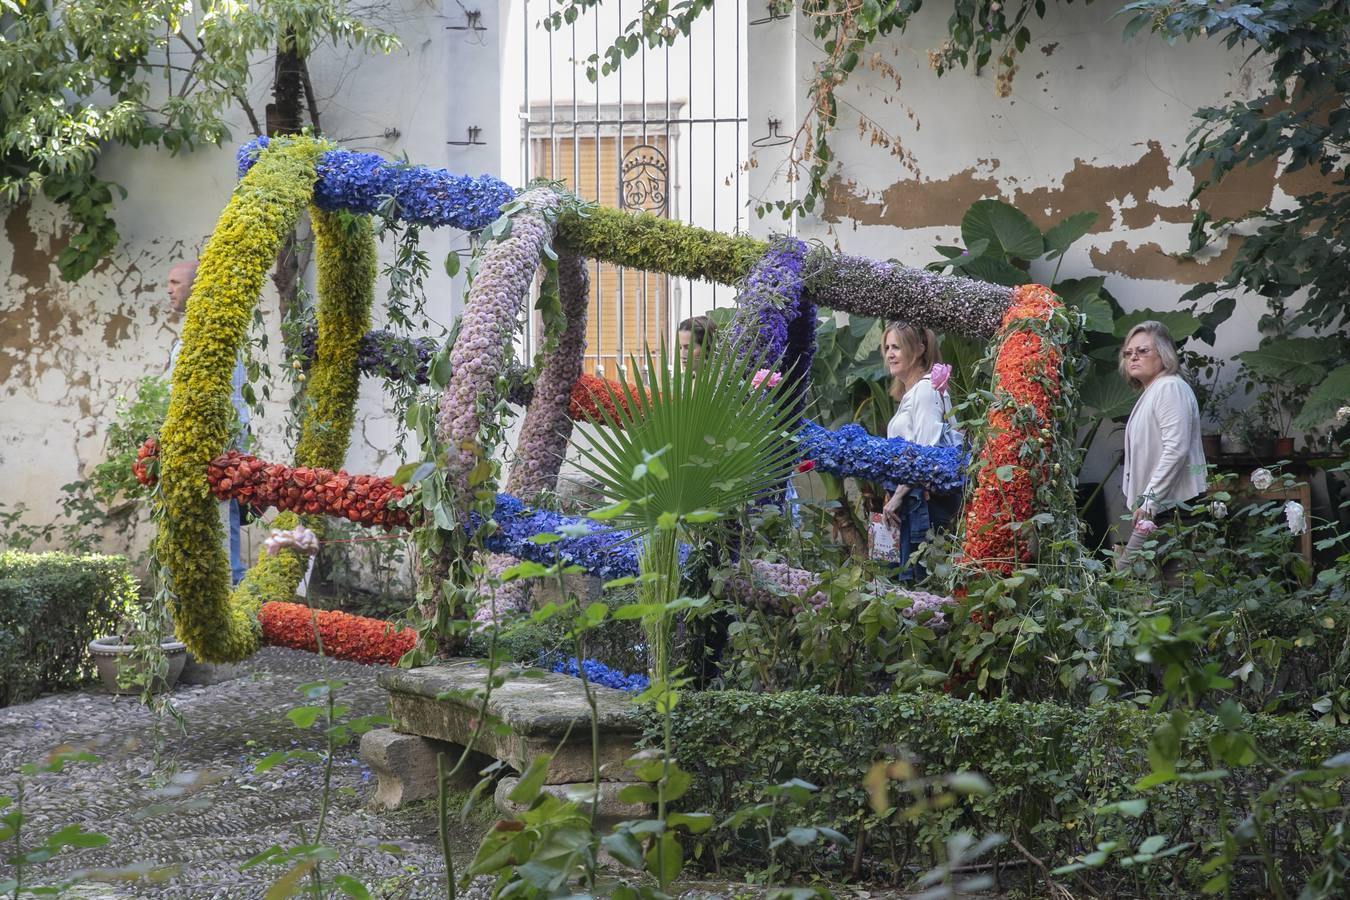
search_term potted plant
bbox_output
[87,574,185,695]
[1186,352,1232,459]
[1235,332,1336,459]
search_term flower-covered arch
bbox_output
[149,137,1076,663]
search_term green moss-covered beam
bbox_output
[295,208,377,468]
[556,207,1013,340]
[555,206,768,285]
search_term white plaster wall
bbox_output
[0,0,482,563]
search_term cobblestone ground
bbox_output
[0,648,461,898]
[0,649,915,900]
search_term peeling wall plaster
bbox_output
[0,0,463,560]
[786,1,1341,519]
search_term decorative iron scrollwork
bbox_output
[620,144,668,215]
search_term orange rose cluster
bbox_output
[960,284,1064,574]
[258,601,416,666]
[568,372,645,425]
[134,438,410,529]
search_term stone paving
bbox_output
[0,648,459,898]
[0,648,914,899]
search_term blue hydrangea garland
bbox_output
[300,327,438,384]
[238,137,515,231]
[796,421,966,493]
[476,494,688,581]
[539,654,650,693]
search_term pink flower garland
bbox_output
[437,187,561,506]
[507,253,591,499]
[726,559,952,626]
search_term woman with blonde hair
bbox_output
[1117,320,1207,574]
[879,321,961,577]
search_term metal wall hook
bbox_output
[749,0,792,26]
[447,126,486,146]
[751,117,792,148]
[446,8,485,31]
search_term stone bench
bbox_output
[360,659,647,822]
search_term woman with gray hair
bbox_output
[1117,320,1207,572]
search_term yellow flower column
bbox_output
[228,208,377,624]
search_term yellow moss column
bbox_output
[157,138,324,663]
[228,208,377,624]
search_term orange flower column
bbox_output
[961,284,1065,574]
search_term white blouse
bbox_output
[887,375,950,444]
[1121,374,1207,514]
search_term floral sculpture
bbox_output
[152,137,1075,662]
[960,284,1070,573]
[157,136,513,663]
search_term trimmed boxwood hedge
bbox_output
[0,551,137,706]
[662,690,1349,894]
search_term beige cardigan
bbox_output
[1122,374,1207,515]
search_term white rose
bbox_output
[1284,500,1307,536]
[1336,405,1350,426]
[1209,500,1228,520]
[1250,468,1274,491]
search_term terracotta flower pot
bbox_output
[88,636,187,695]
[1273,436,1295,457]
[1201,433,1223,460]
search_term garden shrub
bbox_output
[663,689,1349,894]
[0,551,138,706]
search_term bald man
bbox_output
[165,259,251,585]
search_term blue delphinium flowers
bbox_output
[475,494,646,581]
[797,420,966,493]
[238,137,515,231]
[300,327,438,384]
[541,654,649,693]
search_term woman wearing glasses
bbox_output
[1117,320,1207,574]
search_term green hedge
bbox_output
[663,690,1349,894]
[0,551,137,706]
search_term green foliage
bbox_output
[245,677,394,897]
[1120,0,1350,435]
[571,340,799,535]
[0,550,140,688]
[662,688,1348,893]
[0,0,398,280]
[0,551,137,707]
[1,750,114,897]
[87,376,170,508]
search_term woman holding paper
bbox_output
[877,322,961,577]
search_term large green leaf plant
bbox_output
[926,199,1229,487]
[569,338,798,683]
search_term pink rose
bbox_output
[930,363,952,393]
[751,368,783,390]
[1134,519,1157,536]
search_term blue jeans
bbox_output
[892,494,931,582]
[228,499,245,585]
